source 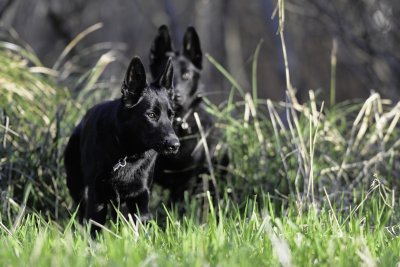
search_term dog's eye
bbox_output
[147,112,157,119]
[182,72,191,80]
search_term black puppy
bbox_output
[149,25,217,202]
[64,56,179,230]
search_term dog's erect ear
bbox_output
[150,25,173,79]
[121,56,147,107]
[182,26,202,69]
[156,58,174,98]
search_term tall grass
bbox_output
[1,12,400,266]
[204,56,400,211]
[0,25,116,220]
[1,20,400,223]
[0,195,399,266]
[200,0,400,214]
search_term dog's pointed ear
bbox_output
[157,57,174,90]
[150,25,173,79]
[121,56,147,108]
[182,26,202,69]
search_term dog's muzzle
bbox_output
[163,136,180,154]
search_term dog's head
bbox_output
[120,56,180,155]
[149,25,202,112]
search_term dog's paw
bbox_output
[139,213,152,222]
[128,212,152,223]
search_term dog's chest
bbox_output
[110,152,157,199]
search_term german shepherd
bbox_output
[149,25,218,202]
[64,56,179,231]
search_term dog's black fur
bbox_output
[150,25,218,202]
[64,56,179,230]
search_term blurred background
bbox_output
[1,0,399,103]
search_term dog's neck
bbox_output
[173,94,203,134]
[117,131,149,157]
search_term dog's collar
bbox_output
[175,116,190,132]
[174,104,194,133]
[112,155,139,172]
[113,150,158,172]
[174,95,204,133]
[113,156,127,172]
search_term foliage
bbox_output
[1,20,400,266]
[0,196,399,267]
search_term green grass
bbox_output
[0,196,399,267]
[1,18,400,266]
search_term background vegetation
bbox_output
[1,1,400,266]
[1,0,400,102]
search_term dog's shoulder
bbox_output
[79,99,121,136]
[78,99,122,166]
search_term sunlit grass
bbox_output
[0,195,399,267]
[0,25,115,220]
[1,18,400,266]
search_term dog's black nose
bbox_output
[167,141,180,153]
[164,137,180,153]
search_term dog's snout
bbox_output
[164,136,180,154]
[167,142,180,153]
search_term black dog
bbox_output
[64,56,179,229]
[149,25,218,202]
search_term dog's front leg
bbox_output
[85,185,108,236]
[126,189,151,222]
